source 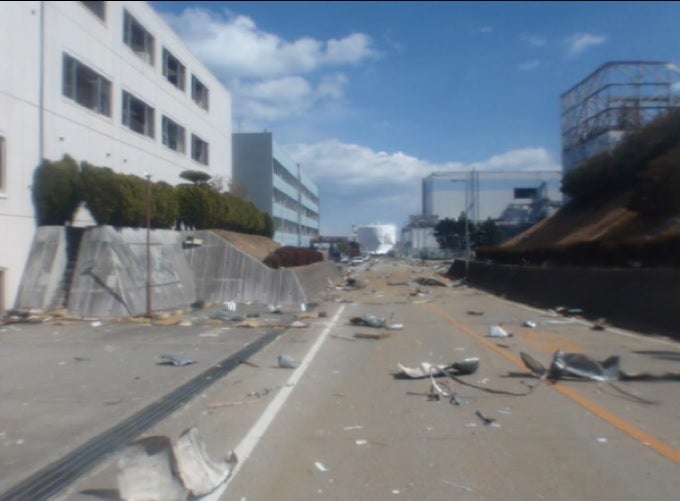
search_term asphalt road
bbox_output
[2,259,679,500]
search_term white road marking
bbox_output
[224,305,346,489]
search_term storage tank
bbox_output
[355,224,397,255]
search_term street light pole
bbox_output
[145,173,152,318]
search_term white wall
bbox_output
[0,1,232,309]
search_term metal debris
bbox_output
[394,358,480,379]
[474,410,500,427]
[278,354,299,369]
[523,320,537,328]
[489,325,513,338]
[117,427,237,501]
[158,354,197,367]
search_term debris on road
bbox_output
[523,320,537,328]
[116,427,237,500]
[158,354,197,367]
[489,325,513,338]
[411,277,449,287]
[354,331,391,340]
[475,410,500,427]
[314,461,329,472]
[278,354,299,369]
[394,358,480,379]
[467,310,485,316]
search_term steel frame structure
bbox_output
[561,61,680,158]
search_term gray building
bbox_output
[232,132,320,247]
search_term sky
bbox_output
[150,1,680,236]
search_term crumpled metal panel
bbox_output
[184,231,307,307]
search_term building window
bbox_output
[191,134,209,165]
[162,48,186,91]
[123,10,154,65]
[80,1,106,21]
[62,54,111,117]
[162,116,185,153]
[0,136,5,193]
[191,75,209,111]
[122,91,154,138]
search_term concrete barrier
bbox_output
[449,260,680,338]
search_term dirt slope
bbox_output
[211,230,281,262]
[502,191,680,250]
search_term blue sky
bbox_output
[150,1,680,236]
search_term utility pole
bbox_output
[145,173,152,318]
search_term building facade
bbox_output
[422,170,562,223]
[0,1,233,311]
[232,132,320,247]
[561,61,680,173]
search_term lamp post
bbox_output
[145,173,152,318]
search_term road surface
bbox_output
[1,259,679,500]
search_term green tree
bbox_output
[472,218,503,247]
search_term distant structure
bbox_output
[0,1,233,311]
[399,215,447,259]
[354,224,397,255]
[422,170,562,223]
[561,61,680,173]
[232,132,320,247]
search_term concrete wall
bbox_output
[184,230,307,308]
[449,260,680,338]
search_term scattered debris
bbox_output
[314,461,329,472]
[153,313,184,327]
[489,325,513,338]
[467,310,485,316]
[288,320,309,328]
[412,277,448,287]
[238,359,260,368]
[355,439,368,446]
[394,358,480,379]
[278,354,299,369]
[117,427,237,500]
[158,355,197,367]
[475,410,500,427]
[349,315,387,328]
[91,321,102,327]
[523,320,537,328]
[354,331,391,340]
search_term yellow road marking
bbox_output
[427,303,680,465]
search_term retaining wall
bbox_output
[449,260,680,338]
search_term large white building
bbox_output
[232,132,320,247]
[0,1,233,311]
[422,170,562,223]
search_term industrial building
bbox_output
[561,61,680,173]
[232,132,320,247]
[0,1,233,311]
[421,170,562,223]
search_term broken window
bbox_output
[191,134,209,165]
[162,48,186,91]
[122,91,155,138]
[191,75,209,111]
[162,116,185,153]
[123,10,154,65]
[80,1,106,21]
[62,53,112,117]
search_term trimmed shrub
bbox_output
[32,155,82,225]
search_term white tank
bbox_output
[355,224,397,255]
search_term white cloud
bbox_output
[162,7,378,79]
[564,32,607,56]
[519,60,541,71]
[519,32,547,47]
[161,7,378,123]
[479,26,494,34]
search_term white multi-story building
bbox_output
[0,1,232,310]
[232,132,320,247]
